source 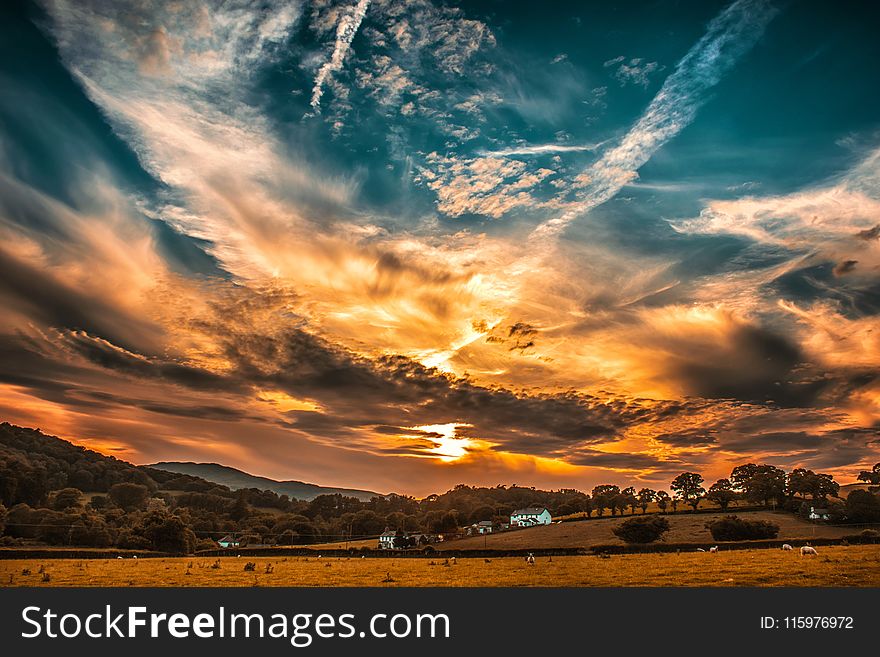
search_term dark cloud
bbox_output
[652,427,718,447]
[856,224,880,241]
[566,448,681,470]
[833,260,858,277]
[0,249,162,353]
[668,324,819,406]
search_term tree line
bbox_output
[1,423,878,553]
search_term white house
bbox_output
[217,534,240,548]
[378,529,397,549]
[510,507,552,527]
[467,520,494,535]
[808,506,830,521]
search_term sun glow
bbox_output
[410,422,475,462]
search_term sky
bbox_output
[1,0,879,496]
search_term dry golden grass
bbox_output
[441,511,854,550]
[1,545,878,587]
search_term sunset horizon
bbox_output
[2,0,879,499]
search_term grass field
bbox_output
[439,511,856,550]
[1,545,878,587]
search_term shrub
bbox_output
[705,515,779,541]
[612,516,671,543]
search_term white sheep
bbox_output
[526,553,536,565]
[782,544,793,551]
[709,546,718,553]
[450,556,457,565]
[696,548,706,552]
[800,545,818,556]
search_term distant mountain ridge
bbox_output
[149,461,381,502]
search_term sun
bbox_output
[410,423,475,462]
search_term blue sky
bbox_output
[0,0,878,494]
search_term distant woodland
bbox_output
[1,423,878,554]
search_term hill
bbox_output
[437,511,855,550]
[150,462,380,502]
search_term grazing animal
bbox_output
[526,553,536,565]
[696,548,706,552]
[451,556,457,565]
[801,545,818,556]
[132,555,138,560]
[782,544,793,551]
[709,546,718,553]
[116,556,123,560]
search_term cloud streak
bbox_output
[309,0,371,113]
[478,141,607,157]
[533,0,778,239]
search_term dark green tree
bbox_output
[706,515,779,541]
[108,482,150,512]
[730,464,786,507]
[857,463,880,492]
[844,490,880,523]
[612,516,671,543]
[706,479,737,511]
[51,488,83,511]
[592,485,620,517]
[637,488,657,514]
[671,472,705,511]
[655,491,670,513]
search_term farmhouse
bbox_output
[808,506,830,521]
[510,507,552,527]
[217,534,240,548]
[378,529,397,549]
[467,520,495,536]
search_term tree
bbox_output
[788,468,839,502]
[580,495,593,518]
[592,485,620,517]
[705,515,779,541]
[51,488,83,511]
[637,488,657,514]
[730,464,786,507]
[392,531,415,549]
[671,472,705,511]
[612,516,670,543]
[142,510,197,553]
[621,487,638,515]
[857,463,880,493]
[655,491,670,513]
[706,479,737,511]
[108,483,150,512]
[844,490,880,523]
[670,496,678,513]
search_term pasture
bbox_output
[2,545,878,587]
[438,511,855,550]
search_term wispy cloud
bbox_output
[309,0,371,114]
[533,0,778,239]
[478,141,606,157]
[604,56,665,88]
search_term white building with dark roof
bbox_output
[510,507,552,527]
